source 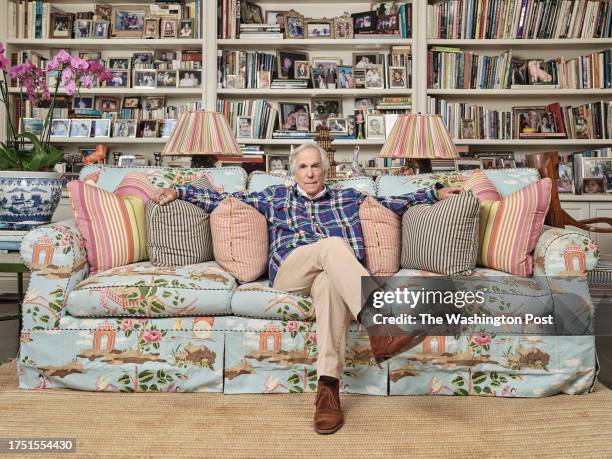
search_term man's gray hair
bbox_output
[289,142,329,176]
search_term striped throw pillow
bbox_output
[68,180,148,275]
[477,178,552,277]
[210,196,268,284]
[401,192,480,275]
[463,170,502,202]
[360,197,401,276]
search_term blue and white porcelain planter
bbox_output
[0,171,62,230]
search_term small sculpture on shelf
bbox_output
[315,125,338,179]
[153,151,162,167]
[350,146,364,177]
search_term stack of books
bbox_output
[272,131,315,140]
[376,97,412,111]
[270,80,309,89]
[239,24,283,38]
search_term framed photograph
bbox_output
[108,58,131,70]
[160,119,178,138]
[105,70,130,87]
[388,66,406,88]
[95,4,113,20]
[47,71,63,88]
[155,50,176,63]
[266,10,287,32]
[268,155,289,172]
[336,162,352,177]
[123,96,140,109]
[157,70,178,87]
[283,10,305,39]
[257,70,271,89]
[70,119,92,138]
[145,96,165,110]
[236,116,253,139]
[583,177,606,194]
[337,66,354,89]
[364,64,384,88]
[480,157,497,169]
[353,53,382,86]
[79,148,98,165]
[572,108,592,139]
[328,117,348,134]
[112,6,147,37]
[376,13,399,33]
[527,59,557,85]
[133,52,154,65]
[366,114,385,139]
[97,96,121,112]
[72,96,94,110]
[179,19,194,38]
[117,154,137,167]
[277,51,309,79]
[372,2,397,15]
[92,20,109,38]
[178,70,202,88]
[113,120,137,138]
[138,120,158,138]
[279,102,310,131]
[50,119,71,137]
[74,19,92,38]
[133,69,157,88]
[312,58,340,89]
[510,58,527,86]
[144,16,159,38]
[461,119,475,139]
[50,14,73,38]
[92,119,111,137]
[305,19,333,38]
[347,114,355,137]
[242,1,264,24]
[455,159,482,171]
[334,13,354,39]
[500,158,516,168]
[311,99,341,120]
[557,162,574,193]
[20,118,43,135]
[582,157,612,192]
[355,97,374,111]
[352,11,377,34]
[78,51,101,61]
[514,106,565,138]
[294,61,310,80]
[295,112,310,132]
[161,17,178,38]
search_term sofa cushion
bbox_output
[462,169,502,202]
[360,196,401,276]
[66,261,236,317]
[231,279,313,320]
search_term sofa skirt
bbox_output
[17,316,597,396]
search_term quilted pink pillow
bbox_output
[360,197,401,276]
[210,197,268,283]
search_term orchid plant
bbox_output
[0,44,112,171]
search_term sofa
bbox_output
[17,165,600,396]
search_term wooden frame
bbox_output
[50,13,73,39]
[304,19,334,39]
[143,16,160,38]
[333,13,354,39]
[283,10,305,39]
[160,17,178,38]
[111,6,148,38]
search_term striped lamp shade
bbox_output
[379,114,458,159]
[162,111,241,157]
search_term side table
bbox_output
[0,253,28,330]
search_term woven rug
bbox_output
[1,360,612,458]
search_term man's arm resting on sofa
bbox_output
[172,185,275,215]
[19,220,89,330]
[374,183,441,216]
[533,227,600,276]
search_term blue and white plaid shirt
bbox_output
[175,183,440,285]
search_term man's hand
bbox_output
[152,187,178,205]
[437,186,463,200]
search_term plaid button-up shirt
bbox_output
[176,183,440,285]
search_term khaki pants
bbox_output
[273,237,370,379]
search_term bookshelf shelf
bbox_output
[427,39,612,47]
[559,194,612,202]
[454,139,612,146]
[218,89,412,97]
[238,139,385,146]
[6,39,203,50]
[218,38,413,49]
[49,138,169,144]
[8,88,203,96]
[428,89,612,96]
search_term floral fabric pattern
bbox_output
[533,228,600,276]
[231,280,313,320]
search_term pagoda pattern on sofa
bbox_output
[17,166,599,396]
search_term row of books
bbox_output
[427,0,612,39]
[428,97,612,140]
[216,99,279,139]
[428,47,612,89]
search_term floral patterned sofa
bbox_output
[17,165,599,396]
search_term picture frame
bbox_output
[70,119,93,138]
[366,114,385,139]
[95,4,113,21]
[311,58,341,89]
[311,115,326,132]
[133,69,157,89]
[144,16,160,38]
[277,51,309,79]
[311,99,341,120]
[480,157,497,169]
[154,50,176,64]
[376,13,399,34]
[388,66,406,88]
[266,10,287,32]
[352,11,377,34]
[50,119,71,137]
[582,157,612,192]
[353,53,383,86]
[111,6,147,38]
[242,1,264,24]
[72,96,94,110]
[514,106,565,138]
[133,52,154,65]
[105,70,130,87]
[236,116,253,139]
[157,70,178,87]
[268,155,289,173]
[582,177,606,194]
[336,162,352,177]
[20,118,44,135]
[500,158,516,169]
[74,19,92,38]
[279,102,310,131]
[113,120,137,138]
[50,13,74,39]
[178,70,202,88]
[92,20,110,38]
[557,162,574,193]
[138,120,158,138]
[78,51,101,61]
[455,159,482,171]
[295,112,310,132]
[364,63,384,88]
[108,58,131,70]
[305,19,333,39]
[123,96,140,109]
[460,119,475,139]
[510,58,527,86]
[161,17,178,38]
[160,119,178,138]
[117,154,137,167]
[372,2,397,15]
[334,13,354,39]
[257,70,271,89]
[79,147,99,165]
[179,19,194,38]
[337,66,354,89]
[97,96,121,112]
[294,61,310,80]
[355,97,375,111]
[283,10,305,39]
[145,96,165,110]
[92,119,111,138]
[328,117,348,134]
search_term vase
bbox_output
[0,171,63,230]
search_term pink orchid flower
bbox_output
[70,56,89,71]
[80,75,93,89]
[64,80,77,96]
[0,42,9,70]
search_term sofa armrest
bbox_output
[19,220,89,330]
[533,227,599,277]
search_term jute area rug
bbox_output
[1,360,611,459]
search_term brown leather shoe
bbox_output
[368,327,427,364]
[314,378,343,434]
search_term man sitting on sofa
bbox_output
[153,142,460,434]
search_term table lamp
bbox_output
[161,111,241,168]
[379,113,458,174]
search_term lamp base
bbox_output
[416,159,433,174]
[191,155,217,168]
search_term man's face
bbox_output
[294,148,325,198]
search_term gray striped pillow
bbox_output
[147,177,214,266]
[400,191,480,275]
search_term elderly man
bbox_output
[153,143,459,434]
